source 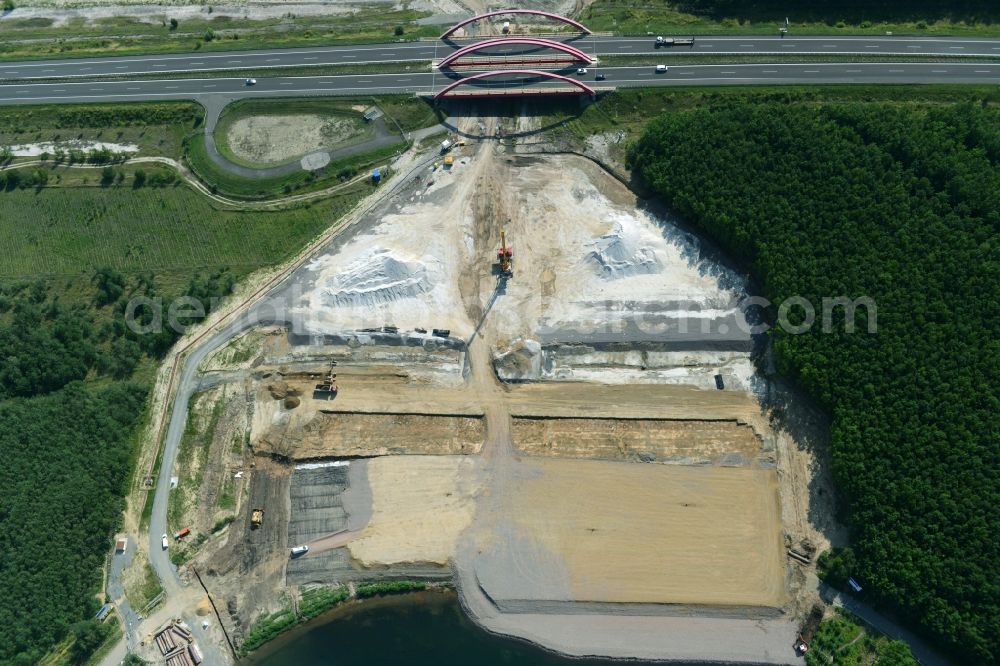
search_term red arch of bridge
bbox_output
[438,37,593,68]
[433,69,597,100]
[441,9,591,39]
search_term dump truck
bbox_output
[174,527,191,540]
[440,139,452,153]
[444,154,454,167]
[251,509,264,528]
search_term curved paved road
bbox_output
[1,62,999,106]
[1,35,999,80]
[145,146,441,664]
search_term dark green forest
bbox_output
[0,383,146,664]
[0,273,232,664]
[629,101,999,663]
[680,0,999,19]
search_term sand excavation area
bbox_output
[192,142,830,665]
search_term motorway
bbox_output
[1,62,999,105]
[1,36,1000,80]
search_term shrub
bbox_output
[169,18,178,30]
[394,25,404,36]
[204,28,215,41]
[355,580,425,598]
[916,20,928,29]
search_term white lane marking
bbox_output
[43,69,54,73]
[204,84,216,88]
[866,45,879,48]
[763,70,777,73]
[949,46,965,49]
[280,82,293,85]
[889,69,904,73]
[932,69,947,73]
[358,79,372,83]
[974,69,990,73]
[397,78,411,81]
[81,67,92,71]
[165,86,178,89]
[116,66,127,69]
[227,60,241,64]
[266,58,280,62]
[17,89,28,93]
[343,55,356,59]
[907,45,920,49]
[127,86,140,90]
[721,71,735,75]
[380,52,396,56]
[190,62,204,65]
[740,44,752,47]
[304,57,317,60]
[803,70,819,73]
[781,44,794,47]
[823,44,836,47]
[53,89,65,92]
[846,69,862,73]
[90,88,103,91]
[153,64,166,67]
[619,46,633,49]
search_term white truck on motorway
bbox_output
[655,36,695,47]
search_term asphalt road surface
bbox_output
[0,62,998,105]
[1,36,999,80]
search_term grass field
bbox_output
[0,102,201,160]
[0,182,367,279]
[0,8,439,61]
[582,0,1000,36]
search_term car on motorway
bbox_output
[576,68,588,75]
[655,64,668,73]
[245,78,257,86]
[595,73,606,81]
[161,534,169,549]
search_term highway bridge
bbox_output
[1,62,999,106]
[1,36,1000,82]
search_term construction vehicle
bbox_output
[444,154,454,167]
[313,361,338,399]
[174,527,191,540]
[497,229,513,277]
[251,509,264,529]
[795,604,824,656]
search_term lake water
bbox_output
[242,590,686,666]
